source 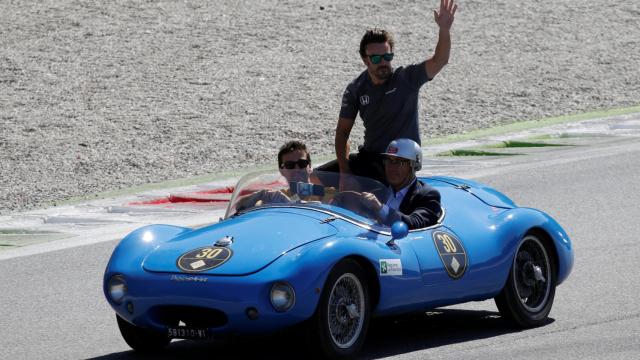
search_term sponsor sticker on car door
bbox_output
[379,259,403,276]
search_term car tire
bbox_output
[116,315,170,352]
[495,232,557,328]
[309,258,371,359]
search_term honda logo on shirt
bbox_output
[360,95,369,106]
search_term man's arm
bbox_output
[235,190,266,211]
[335,117,355,173]
[385,189,442,229]
[235,189,291,211]
[425,0,457,79]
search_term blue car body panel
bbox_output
[104,176,573,335]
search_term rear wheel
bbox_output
[116,315,170,352]
[495,233,557,327]
[309,259,370,359]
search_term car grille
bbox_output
[149,305,228,328]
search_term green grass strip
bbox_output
[426,105,640,145]
[437,149,522,157]
[481,140,568,149]
[0,229,59,235]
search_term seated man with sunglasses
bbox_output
[316,0,457,188]
[236,141,336,210]
[357,139,442,229]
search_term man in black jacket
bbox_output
[359,138,442,229]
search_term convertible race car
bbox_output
[104,171,573,358]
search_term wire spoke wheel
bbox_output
[327,273,365,349]
[310,258,370,358]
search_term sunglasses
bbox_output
[280,159,310,169]
[368,53,394,64]
[383,157,410,167]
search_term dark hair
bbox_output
[278,140,311,168]
[359,28,394,58]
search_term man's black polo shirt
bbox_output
[339,61,430,153]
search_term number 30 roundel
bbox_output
[432,231,468,279]
[177,246,233,273]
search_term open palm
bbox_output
[433,0,457,30]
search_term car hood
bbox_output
[142,209,337,275]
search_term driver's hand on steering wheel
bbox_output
[263,189,291,204]
[359,192,382,213]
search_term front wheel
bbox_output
[116,315,170,352]
[309,258,371,359]
[495,233,557,327]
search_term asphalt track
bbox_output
[1,134,639,359]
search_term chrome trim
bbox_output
[215,236,234,247]
[236,204,445,236]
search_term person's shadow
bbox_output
[88,308,554,360]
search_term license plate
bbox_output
[167,327,209,340]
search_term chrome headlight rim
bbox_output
[108,274,128,305]
[270,281,296,312]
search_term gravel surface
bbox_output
[1,0,639,214]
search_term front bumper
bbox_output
[105,269,323,336]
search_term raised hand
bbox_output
[433,0,457,31]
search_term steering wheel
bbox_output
[330,191,378,219]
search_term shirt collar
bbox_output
[388,178,416,199]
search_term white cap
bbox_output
[382,138,422,171]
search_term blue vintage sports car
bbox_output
[104,171,573,358]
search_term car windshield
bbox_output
[224,170,389,226]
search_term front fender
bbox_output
[104,225,192,298]
[267,230,424,318]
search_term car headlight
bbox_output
[108,275,127,304]
[270,282,295,312]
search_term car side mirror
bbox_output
[387,221,408,246]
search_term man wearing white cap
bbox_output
[360,138,442,229]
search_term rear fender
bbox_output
[494,209,574,287]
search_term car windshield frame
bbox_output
[223,170,445,233]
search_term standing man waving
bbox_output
[317,0,457,187]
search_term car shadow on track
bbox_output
[363,308,554,358]
[88,308,554,360]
